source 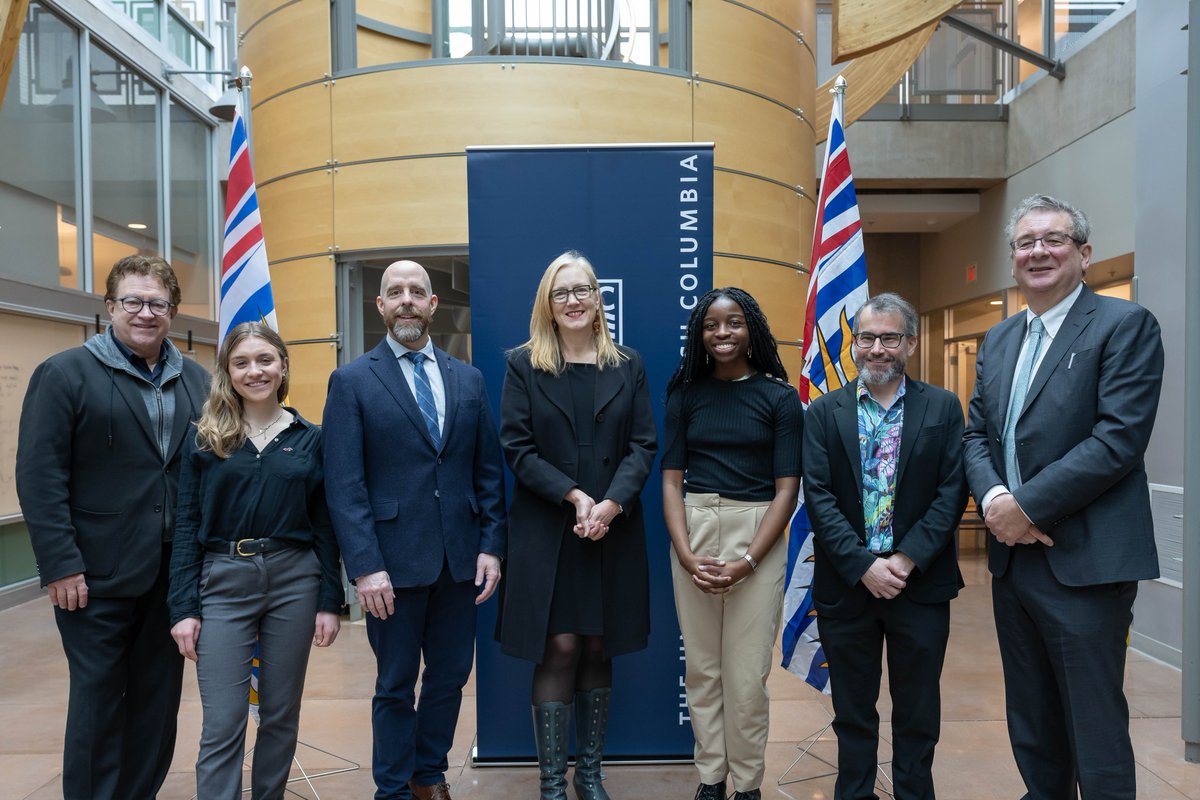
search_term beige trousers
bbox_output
[670,493,788,792]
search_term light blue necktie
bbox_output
[404,351,441,450]
[1003,317,1045,488]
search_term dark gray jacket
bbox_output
[16,330,209,597]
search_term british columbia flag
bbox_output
[218,104,276,347]
[780,78,869,693]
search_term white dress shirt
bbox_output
[385,335,446,433]
[980,281,1084,513]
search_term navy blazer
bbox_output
[963,284,1164,585]
[804,377,967,618]
[322,339,507,588]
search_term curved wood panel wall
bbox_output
[242,0,818,386]
[240,0,331,104]
[272,256,337,418]
[331,64,693,163]
[357,0,430,31]
[251,82,331,184]
[694,0,815,364]
[256,171,333,263]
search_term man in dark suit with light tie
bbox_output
[804,292,967,800]
[323,260,507,800]
[963,195,1164,800]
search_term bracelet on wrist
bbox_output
[742,552,759,571]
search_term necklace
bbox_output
[247,407,285,437]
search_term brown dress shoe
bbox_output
[409,780,452,800]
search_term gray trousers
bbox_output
[194,545,321,800]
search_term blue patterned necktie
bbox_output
[404,351,441,450]
[1003,317,1045,488]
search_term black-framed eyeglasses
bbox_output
[1010,232,1082,253]
[550,285,596,304]
[853,332,906,350]
[117,296,175,316]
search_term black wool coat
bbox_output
[495,345,657,663]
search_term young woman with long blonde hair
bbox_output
[167,322,342,799]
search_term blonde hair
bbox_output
[518,250,626,374]
[195,322,290,458]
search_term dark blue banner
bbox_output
[468,144,714,761]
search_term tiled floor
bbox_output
[3,549,1198,799]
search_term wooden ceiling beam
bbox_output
[0,0,30,113]
[814,20,939,142]
[832,0,958,62]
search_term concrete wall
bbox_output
[1129,0,1190,666]
[1005,10,1136,176]
[918,110,1136,312]
[845,121,1006,186]
[863,232,924,379]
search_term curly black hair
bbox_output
[666,286,787,396]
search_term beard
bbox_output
[386,305,429,343]
[854,353,905,386]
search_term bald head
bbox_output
[377,260,438,349]
[381,260,432,296]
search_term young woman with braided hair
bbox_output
[662,288,802,800]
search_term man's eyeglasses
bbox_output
[1010,233,1081,253]
[550,285,596,304]
[117,296,175,316]
[853,332,906,350]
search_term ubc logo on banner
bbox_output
[599,279,623,344]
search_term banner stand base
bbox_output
[471,745,693,768]
[777,718,893,798]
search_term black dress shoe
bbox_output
[731,790,761,800]
[694,782,727,800]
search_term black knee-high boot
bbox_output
[533,701,571,799]
[572,688,611,800]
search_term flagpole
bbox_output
[235,65,254,169]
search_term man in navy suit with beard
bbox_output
[324,260,507,800]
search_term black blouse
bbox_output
[167,411,342,625]
[663,373,803,502]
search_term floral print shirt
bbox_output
[857,377,906,553]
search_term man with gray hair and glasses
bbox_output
[963,195,1164,799]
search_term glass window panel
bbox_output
[169,0,208,34]
[1015,0,1045,83]
[89,44,159,294]
[1054,1,1129,60]
[110,0,161,39]
[0,3,81,290]
[444,0,655,64]
[169,100,214,319]
[167,9,206,68]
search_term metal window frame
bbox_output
[78,29,93,290]
[12,0,225,314]
[420,0,687,67]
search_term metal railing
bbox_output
[435,0,678,68]
[817,0,1130,122]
